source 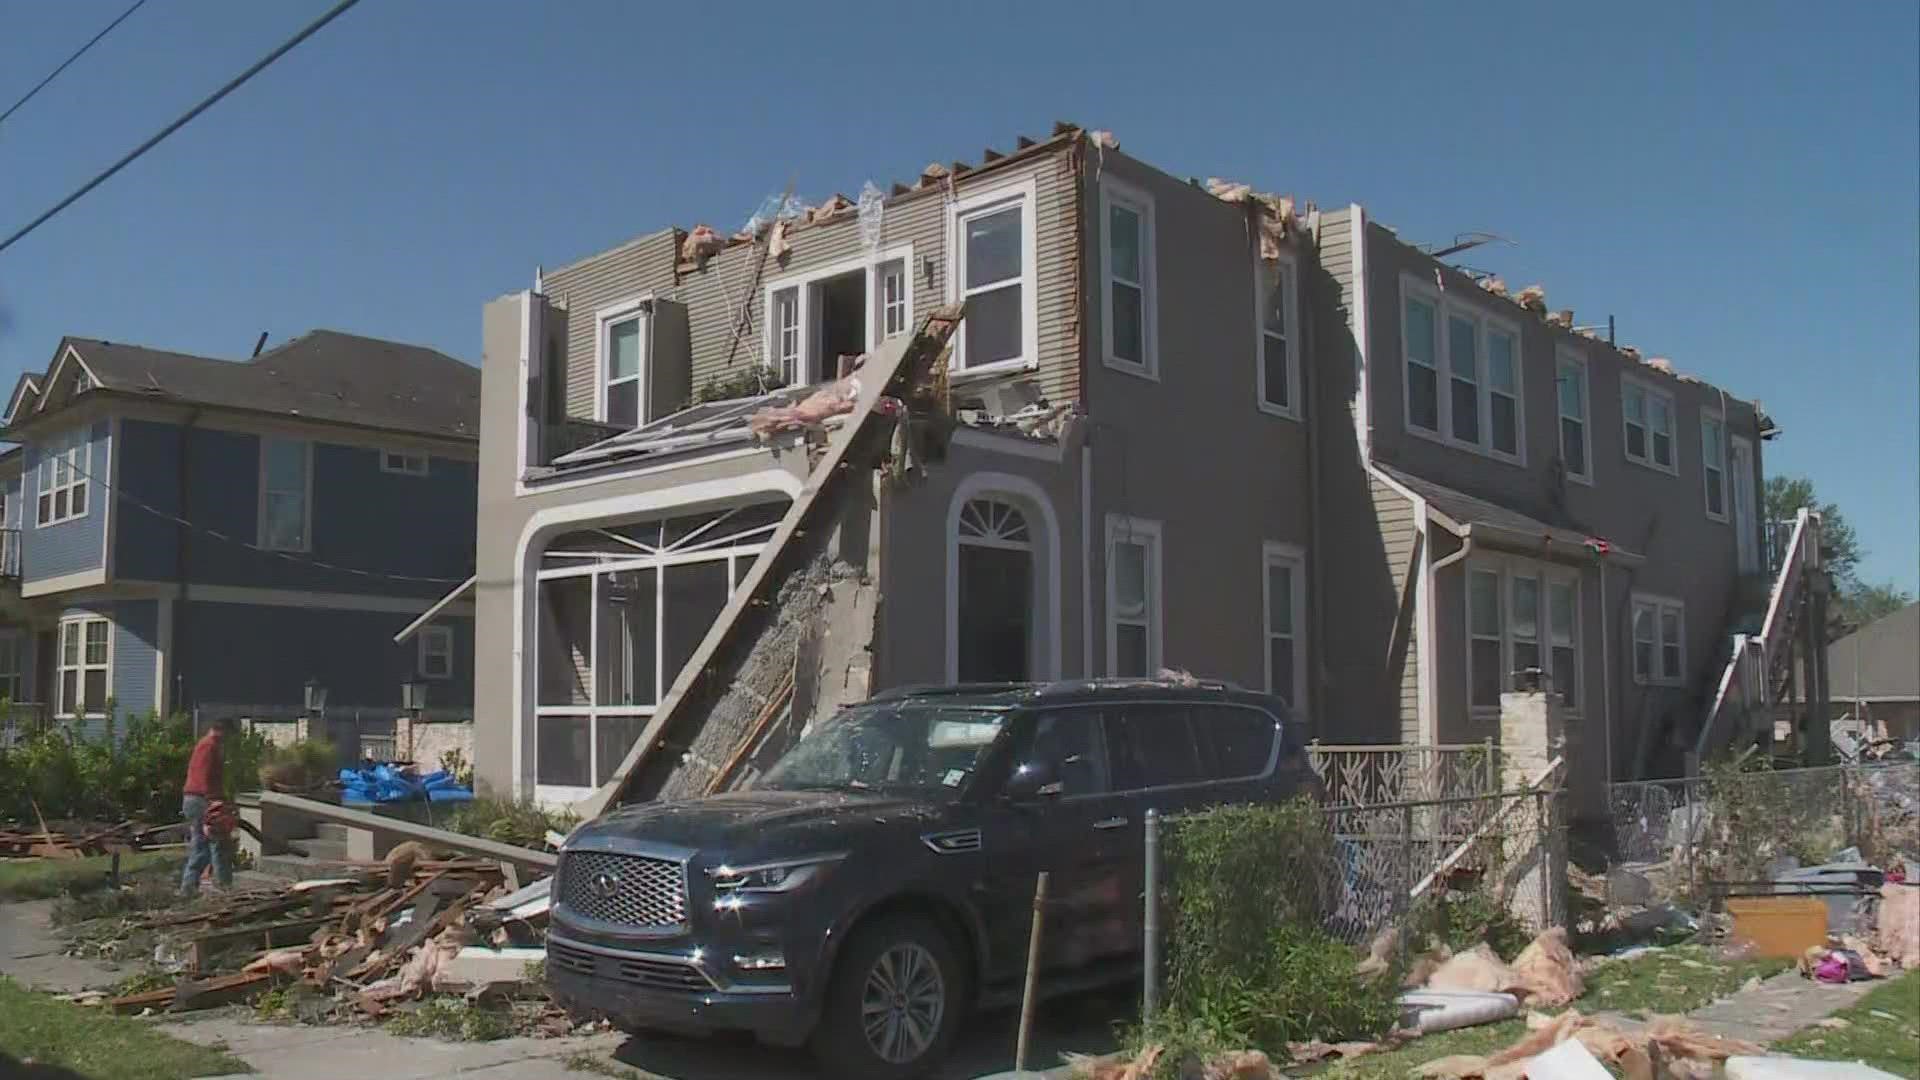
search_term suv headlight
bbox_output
[708,854,846,894]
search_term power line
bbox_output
[0,0,149,131]
[0,0,364,258]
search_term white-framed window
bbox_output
[597,301,647,429]
[1631,593,1686,686]
[0,631,23,703]
[1701,411,1728,521]
[535,501,788,798]
[1468,557,1582,712]
[1401,278,1524,463]
[764,245,915,387]
[56,615,110,718]
[381,450,429,477]
[258,437,312,553]
[418,624,454,680]
[1256,255,1300,418]
[770,286,801,384]
[1262,542,1306,711]
[1106,515,1162,677]
[1556,350,1592,484]
[35,426,91,526]
[949,177,1037,375]
[1622,377,1676,473]
[876,258,909,340]
[1100,177,1156,377]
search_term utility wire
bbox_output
[0,0,149,131]
[0,0,364,257]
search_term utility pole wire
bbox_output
[0,0,365,257]
[0,0,149,130]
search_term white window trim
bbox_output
[55,614,112,719]
[947,175,1039,380]
[875,256,912,342]
[257,437,314,554]
[1466,555,1581,716]
[1255,252,1302,420]
[943,473,1063,684]
[1630,592,1687,686]
[35,427,93,528]
[1261,541,1307,712]
[418,624,454,680]
[1399,276,1526,465]
[594,296,651,427]
[1700,409,1729,523]
[381,449,429,477]
[762,244,917,386]
[1098,176,1157,380]
[1556,348,1593,486]
[1104,514,1164,677]
[1621,375,1679,476]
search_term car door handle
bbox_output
[1092,816,1129,831]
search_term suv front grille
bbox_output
[557,850,688,930]
[548,939,714,992]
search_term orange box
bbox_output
[1725,896,1829,958]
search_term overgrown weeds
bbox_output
[257,739,339,791]
[386,997,513,1041]
[444,796,577,849]
[1407,888,1534,960]
[1129,799,1400,1078]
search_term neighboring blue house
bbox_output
[0,331,479,734]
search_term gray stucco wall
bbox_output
[114,418,475,599]
[21,419,110,584]
[1076,151,1317,715]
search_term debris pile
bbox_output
[88,856,568,1032]
[1,820,181,859]
[1416,1010,1766,1080]
[748,376,862,439]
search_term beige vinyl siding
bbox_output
[676,147,1081,408]
[1317,207,1355,320]
[539,230,680,421]
[1371,472,1422,743]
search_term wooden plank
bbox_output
[188,918,332,972]
[258,792,555,873]
[585,305,965,817]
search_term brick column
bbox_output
[1499,690,1569,929]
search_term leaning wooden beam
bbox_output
[1408,756,1564,901]
[580,305,965,818]
[256,792,556,874]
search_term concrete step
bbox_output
[313,823,351,844]
[251,853,361,882]
[286,838,348,862]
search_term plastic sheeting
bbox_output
[337,763,474,805]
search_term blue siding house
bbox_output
[0,331,479,732]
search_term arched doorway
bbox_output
[955,497,1035,683]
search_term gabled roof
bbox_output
[6,331,478,441]
[1829,602,1920,703]
[2,373,41,425]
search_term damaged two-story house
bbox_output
[446,122,1778,810]
[0,331,480,741]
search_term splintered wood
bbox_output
[0,820,181,859]
[100,858,538,1015]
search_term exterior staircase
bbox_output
[1689,508,1830,773]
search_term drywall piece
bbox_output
[1526,1038,1614,1080]
[1726,1058,1906,1080]
[1398,990,1520,1034]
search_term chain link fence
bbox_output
[1606,761,1920,908]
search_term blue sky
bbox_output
[2,0,1915,591]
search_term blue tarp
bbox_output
[338,763,474,805]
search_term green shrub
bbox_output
[444,796,577,849]
[1142,798,1399,1070]
[257,739,338,791]
[386,997,511,1041]
[1408,888,1533,960]
[0,711,268,823]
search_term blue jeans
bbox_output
[180,794,232,895]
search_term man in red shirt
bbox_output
[180,719,235,896]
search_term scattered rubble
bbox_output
[2,820,181,859]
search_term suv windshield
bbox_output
[757,701,1010,797]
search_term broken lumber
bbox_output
[1409,757,1564,900]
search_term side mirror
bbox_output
[1002,759,1064,802]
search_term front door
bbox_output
[1730,436,1758,573]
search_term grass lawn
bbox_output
[0,852,180,903]
[1322,1019,1531,1080]
[1773,970,1920,1077]
[1581,943,1791,1016]
[0,975,249,1079]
